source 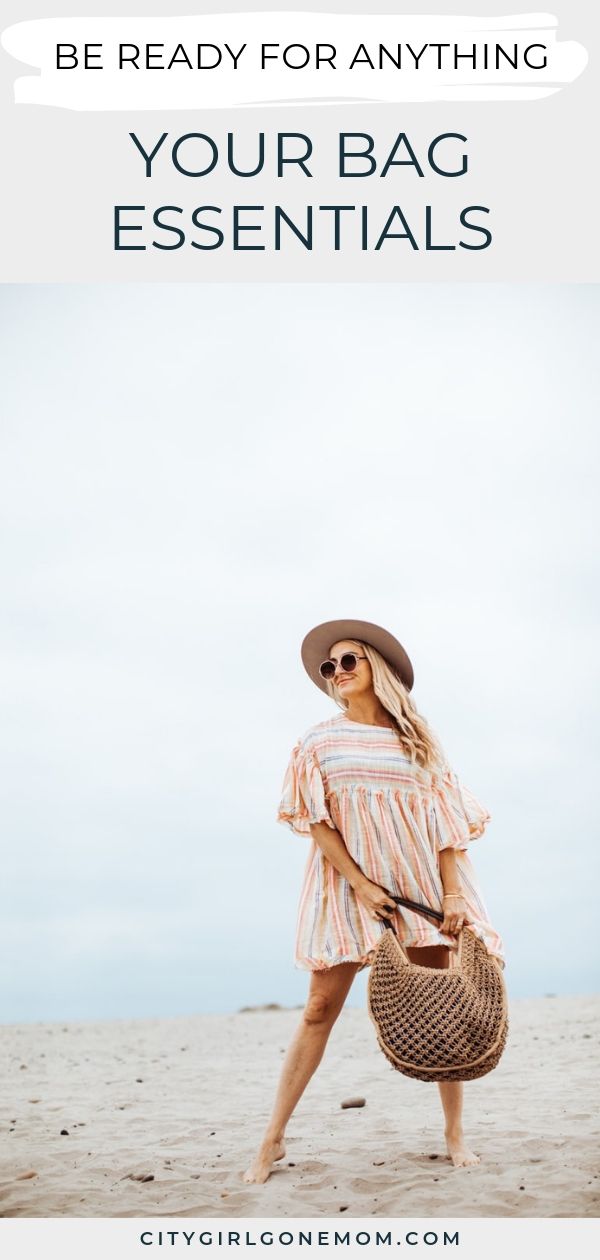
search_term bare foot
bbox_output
[446,1131,480,1168]
[243,1137,286,1184]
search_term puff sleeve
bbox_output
[277,739,336,837]
[430,764,491,852]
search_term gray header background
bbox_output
[0,0,598,280]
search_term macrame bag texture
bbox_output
[367,896,508,1082]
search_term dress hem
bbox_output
[295,927,505,973]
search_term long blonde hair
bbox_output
[326,639,443,771]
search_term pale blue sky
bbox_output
[0,283,598,1022]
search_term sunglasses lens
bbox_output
[341,653,358,671]
[319,660,336,679]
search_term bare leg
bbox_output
[243,961,360,1184]
[437,1081,480,1167]
[405,944,480,1169]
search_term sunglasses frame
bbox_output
[319,652,367,681]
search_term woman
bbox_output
[244,618,504,1184]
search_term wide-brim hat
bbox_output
[301,619,414,695]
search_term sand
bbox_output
[0,994,598,1218]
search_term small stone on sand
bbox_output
[341,1097,366,1109]
[16,1171,37,1181]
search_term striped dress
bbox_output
[278,713,504,971]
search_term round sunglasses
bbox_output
[319,652,366,680]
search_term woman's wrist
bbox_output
[442,889,463,898]
[350,871,371,894]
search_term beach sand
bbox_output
[1,994,598,1218]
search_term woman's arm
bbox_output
[438,847,468,934]
[439,847,462,895]
[309,820,397,921]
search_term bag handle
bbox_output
[382,893,445,932]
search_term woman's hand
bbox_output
[354,878,398,922]
[441,892,468,935]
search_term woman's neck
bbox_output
[343,698,395,728]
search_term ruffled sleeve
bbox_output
[277,739,335,837]
[430,764,490,852]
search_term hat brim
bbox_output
[301,619,414,695]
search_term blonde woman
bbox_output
[244,619,504,1184]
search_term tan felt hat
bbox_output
[301,619,414,695]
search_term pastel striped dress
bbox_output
[278,713,504,971]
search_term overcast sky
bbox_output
[0,283,598,1022]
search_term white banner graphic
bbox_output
[1,11,588,111]
[0,1217,598,1257]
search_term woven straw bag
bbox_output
[367,895,508,1082]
